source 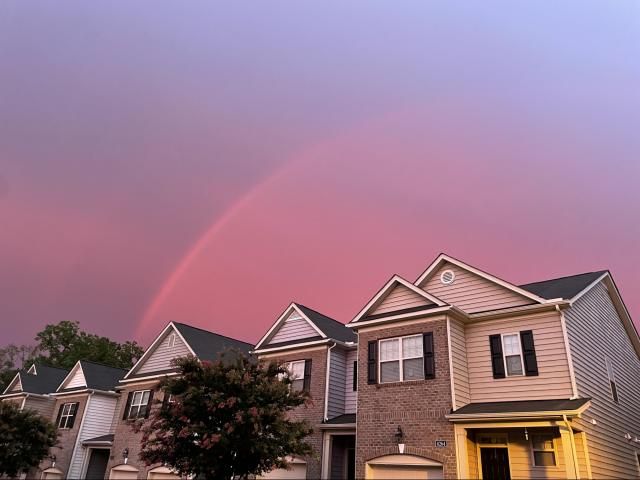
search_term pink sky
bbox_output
[1,1,638,347]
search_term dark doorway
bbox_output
[481,447,510,480]
[330,435,356,480]
[85,448,110,479]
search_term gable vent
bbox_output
[440,269,455,285]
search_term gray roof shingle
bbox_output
[173,322,254,361]
[451,398,590,415]
[59,361,127,392]
[12,365,69,395]
[519,271,607,300]
[295,304,356,343]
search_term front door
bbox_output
[85,449,110,479]
[480,447,510,480]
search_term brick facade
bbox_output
[105,379,161,478]
[259,346,328,479]
[355,316,458,478]
[41,393,89,477]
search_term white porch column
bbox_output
[559,425,579,479]
[454,425,470,479]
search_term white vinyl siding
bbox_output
[269,312,319,345]
[465,311,573,402]
[137,329,191,375]
[370,284,433,316]
[565,281,640,479]
[65,366,87,389]
[9,377,22,392]
[344,349,357,414]
[449,317,471,409]
[327,348,346,419]
[421,263,532,313]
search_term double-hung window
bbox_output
[128,390,151,419]
[288,360,306,392]
[379,334,423,383]
[502,333,524,376]
[58,402,78,429]
[605,357,619,403]
[531,434,556,466]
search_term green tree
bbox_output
[137,354,313,480]
[0,345,40,390]
[0,401,57,477]
[34,320,143,370]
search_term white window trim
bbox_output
[58,402,76,429]
[501,332,525,377]
[128,390,151,419]
[287,360,306,391]
[605,357,619,403]
[530,433,558,467]
[168,333,176,348]
[378,334,423,384]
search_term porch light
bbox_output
[394,425,405,454]
[524,427,529,441]
[123,448,129,464]
[49,454,56,468]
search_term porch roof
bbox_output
[82,434,114,446]
[448,398,590,421]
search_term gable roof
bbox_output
[350,275,447,325]
[415,253,547,305]
[58,360,127,392]
[124,321,254,380]
[254,303,355,350]
[172,322,253,360]
[519,271,608,300]
[2,365,69,396]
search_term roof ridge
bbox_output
[295,303,347,327]
[79,360,129,372]
[30,363,69,372]
[172,321,254,347]
[519,270,608,287]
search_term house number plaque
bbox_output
[435,440,447,448]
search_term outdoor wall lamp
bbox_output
[123,448,129,464]
[49,454,56,468]
[395,425,405,454]
[524,427,529,441]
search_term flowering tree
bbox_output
[136,353,312,480]
[0,401,57,477]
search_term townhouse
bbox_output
[254,253,640,480]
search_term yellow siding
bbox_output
[370,284,432,316]
[449,316,471,408]
[465,311,573,402]
[421,263,532,313]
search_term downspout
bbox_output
[563,414,580,479]
[557,305,579,399]
[323,342,337,422]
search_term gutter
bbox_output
[323,342,337,421]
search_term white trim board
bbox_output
[254,303,327,350]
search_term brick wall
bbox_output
[355,316,458,478]
[259,346,328,479]
[106,380,160,478]
[41,393,89,477]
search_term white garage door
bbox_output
[259,463,307,479]
[109,465,139,480]
[366,454,444,480]
[148,466,180,480]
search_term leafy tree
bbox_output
[0,345,40,389]
[34,320,144,370]
[0,401,57,477]
[136,354,313,480]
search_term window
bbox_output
[531,434,556,466]
[288,360,306,392]
[605,357,619,403]
[58,402,78,429]
[168,333,176,348]
[502,333,524,376]
[379,335,423,383]
[128,390,151,419]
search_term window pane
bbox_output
[380,339,399,361]
[380,361,400,383]
[290,362,305,379]
[133,391,142,405]
[291,378,304,392]
[532,435,553,450]
[402,336,422,358]
[403,358,424,380]
[142,391,150,404]
[506,355,523,375]
[534,451,556,466]
[503,334,520,355]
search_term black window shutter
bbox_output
[520,330,539,376]
[303,359,312,392]
[122,392,133,420]
[352,361,358,391]
[367,341,378,384]
[67,403,79,429]
[144,390,155,418]
[55,404,64,427]
[489,334,505,379]
[423,332,435,379]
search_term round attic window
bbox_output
[440,269,455,285]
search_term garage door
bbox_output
[366,454,443,480]
[148,466,181,480]
[109,465,139,480]
[258,462,307,479]
[41,468,64,480]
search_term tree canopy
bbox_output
[137,354,313,480]
[0,401,57,477]
[0,320,144,390]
